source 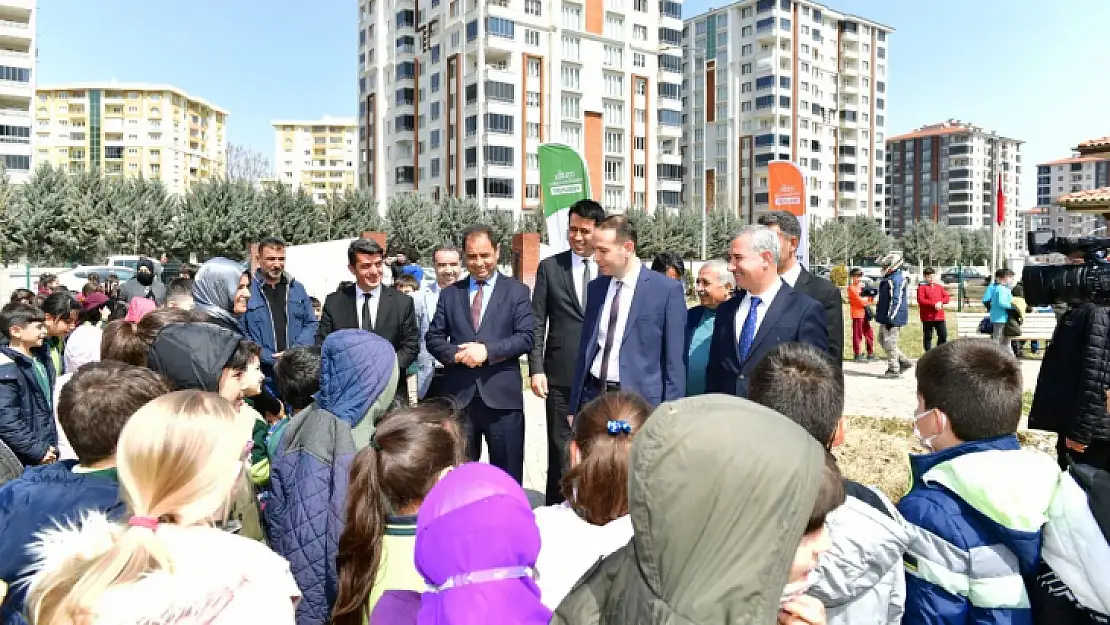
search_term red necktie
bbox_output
[471,280,485,330]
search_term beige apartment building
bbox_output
[272,116,357,204]
[34,82,228,195]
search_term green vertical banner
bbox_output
[538,143,590,252]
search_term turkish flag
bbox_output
[996,173,1005,226]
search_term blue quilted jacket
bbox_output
[265,329,399,625]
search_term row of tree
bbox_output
[0,164,996,268]
[808,216,993,269]
[0,165,749,266]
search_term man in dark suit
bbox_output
[758,211,844,363]
[316,237,420,400]
[568,215,686,417]
[706,225,829,398]
[529,199,605,505]
[425,224,534,483]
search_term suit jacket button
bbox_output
[739,374,745,380]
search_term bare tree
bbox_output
[226,143,273,183]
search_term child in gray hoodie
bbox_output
[749,342,915,625]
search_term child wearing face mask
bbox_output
[898,339,1063,625]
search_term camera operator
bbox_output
[1027,246,1110,471]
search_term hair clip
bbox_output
[128,516,159,531]
[606,420,632,435]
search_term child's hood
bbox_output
[809,485,915,607]
[27,510,298,624]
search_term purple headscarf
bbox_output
[414,463,550,625]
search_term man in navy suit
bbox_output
[568,215,686,417]
[425,224,534,483]
[706,225,829,398]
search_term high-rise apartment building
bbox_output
[884,120,1023,256]
[0,0,35,184]
[273,116,358,203]
[34,83,228,195]
[1034,137,1110,238]
[681,0,891,224]
[356,0,679,217]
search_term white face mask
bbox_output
[913,408,946,451]
[780,570,819,606]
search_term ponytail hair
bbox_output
[561,391,651,526]
[27,391,252,625]
[332,402,466,625]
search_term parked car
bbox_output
[58,266,135,292]
[106,255,162,276]
[940,267,990,285]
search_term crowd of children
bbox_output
[0,257,1108,625]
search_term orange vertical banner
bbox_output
[767,160,809,266]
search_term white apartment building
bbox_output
[356,0,679,217]
[681,0,890,224]
[273,116,358,204]
[885,120,1023,257]
[1035,139,1110,239]
[0,0,35,184]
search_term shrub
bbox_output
[829,264,849,287]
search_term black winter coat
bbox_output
[1029,303,1110,444]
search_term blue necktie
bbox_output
[737,295,762,363]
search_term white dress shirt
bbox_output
[733,277,784,349]
[590,260,641,383]
[571,252,593,308]
[354,284,382,330]
[781,263,802,288]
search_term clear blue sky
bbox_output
[38,0,1110,208]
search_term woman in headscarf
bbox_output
[119,258,167,305]
[551,395,844,625]
[371,463,550,625]
[192,258,252,335]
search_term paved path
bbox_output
[504,358,1043,503]
[841,357,1042,418]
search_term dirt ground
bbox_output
[836,415,1058,502]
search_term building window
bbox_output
[633,52,645,67]
[526,183,541,199]
[605,14,624,38]
[525,29,540,46]
[633,24,648,40]
[604,44,623,67]
[563,4,582,29]
[527,122,540,138]
[525,0,542,14]
[604,130,624,153]
[486,16,515,38]
[527,58,541,77]
[605,158,623,182]
[604,72,624,97]
[561,95,581,119]
[562,35,581,60]
[466,19,478,41]
[483,113,514,134]
[483,145,514,166]
[561,64,581,90]
[483,177,514,198]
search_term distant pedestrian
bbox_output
[875,253,912,378]
[650,251,685,281]
[847,268,875,362]
[119,258,167,305]
[917,267,951,352]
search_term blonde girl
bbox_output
[25,390,300,625]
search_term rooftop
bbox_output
[685,0,894,31]
[272,116,358,128]
[1076,136,1110,156]
[1038,155,1109,167]
[1056,187,1110,209]
[886,119,1021,144]
[37,82,229,115]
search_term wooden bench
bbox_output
[955,312,1057,341]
